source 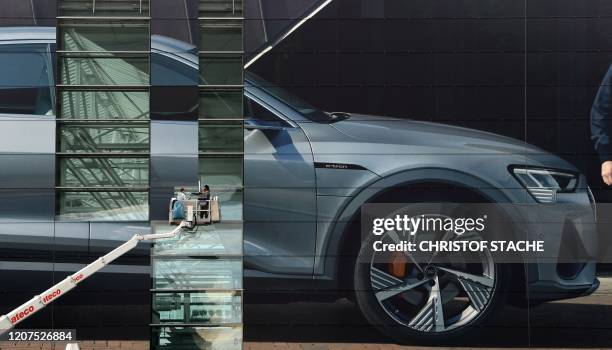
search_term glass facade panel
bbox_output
[57,191,148,221]
[198,122,243,153]
[59,125,149,153]
[56,9,151,223]
[58,158,149,188]
[199,54,242,85]
[59,0,150,17]
[151,326,242,350]
[153,222,242,256]
[150,53,199,87]
[198,90,242,119]
[60,56,149,86]
[153,291,242,325]
[199,20,242,52]
[153,258,242,290]
[150,86,199,120]
[198,0,243,17]
[198,157,242,188]
[59,20,150,52]
[59,90,149,119]
[148,2,243,343]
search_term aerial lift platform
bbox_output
[0,192,220,336]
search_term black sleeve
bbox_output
[591,64,612,162]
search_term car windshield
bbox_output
[245,72,333,123]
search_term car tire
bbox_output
[353,207,510,344]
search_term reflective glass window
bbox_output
[199,20,242,52]
[59,90,149,119]
[153,292,242,324]
[198,122,243,153]
[60,55,149,86]
[58,158,149,188]
[198,157,242,188]
[56,1,152,224]
[153,258,242,290]
[57,191,148,221]
[199,54,242,85]
[59,125,149,153]
[150,86,198,120]
[0,44,54,115]
[153,222,242,256]
[198,90,242,119]
[59,20,150,52]
[199,0,243,17]
[151,326,242,350]
[59,0,150,17]
[150,52,199,87]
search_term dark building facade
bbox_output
[0,0,244,342]
[2,0,610,344]
[248,0,612,202]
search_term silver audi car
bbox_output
[0,27,600,343]
[243,72,600,342]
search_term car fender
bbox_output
[315,167,526,279]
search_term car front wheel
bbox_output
[354,216,509,344]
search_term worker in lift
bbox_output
[173,187,187,219]
[177,187,189,201]
[198,185,211,219]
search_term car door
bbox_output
[244,94,317,275]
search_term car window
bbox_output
[244,97,291,127]
[0,44,55,116]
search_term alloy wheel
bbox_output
[369,214,496,333]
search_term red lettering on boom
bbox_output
[42,289,61,303]
[10,305,35,324]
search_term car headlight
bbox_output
[510,166,578,203]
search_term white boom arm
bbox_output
[0,221,187,335]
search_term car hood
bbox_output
[331,114,532,153]
[322,113,577,171]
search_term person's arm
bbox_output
[591,64,612,184]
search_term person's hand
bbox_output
[602,161,612,185]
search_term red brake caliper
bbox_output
[388,252,408,278]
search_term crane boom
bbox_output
[0,221,187,335]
